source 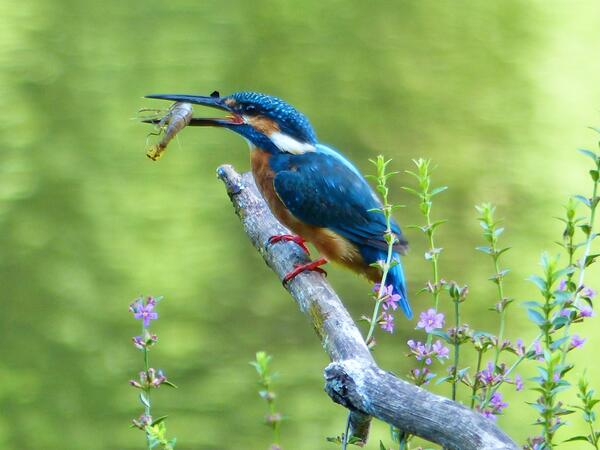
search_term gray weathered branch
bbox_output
[217,164,518,450]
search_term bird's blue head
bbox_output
[145,91,317,154]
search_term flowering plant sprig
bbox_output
[523,254,577,444]
[338,156,405,450]
[402,158,447,311]
[557,148,600,361]
[566,373,600,448]
[395,159,452,448]
[361,155,405,345]
[129,295,177,450]
[250,351,284,450]
[475,203,513,367]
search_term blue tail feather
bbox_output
[386,256,412,319]
[359,246,412,319]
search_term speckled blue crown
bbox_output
[230,92,317,144]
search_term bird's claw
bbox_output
[267,234,310,255]
[282,258,328,285]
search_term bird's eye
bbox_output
[243,104,257,114]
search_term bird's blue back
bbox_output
[269,145,412,318]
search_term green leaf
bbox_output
[497,247,511,256]
[550,336,570,350]
[527,275,546,291]
[400,186,420,197]
[429,219,448,231]
[578,148,599,162]
[590,170,599,182]
[151,415,168,426]
[584,254,600,268]
[527,308,546,326]
[435,375,453,385]
[380,441,387,450]
[563,435,590,443]
[476,246,493,254]
[139,392,150,408]
[589,126,600,135]
[429,329,452,344]
[430,186,448,196]
[574,195,591,208]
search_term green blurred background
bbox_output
[1,0,600,448]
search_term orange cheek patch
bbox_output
[247,116,280,134]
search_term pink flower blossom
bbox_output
[570,334,586,349]
[416,308,445,333]
[380,312,395,333]
[514,374,524,391]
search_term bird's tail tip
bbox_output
[389,260,412,319]
[399,294,413,320]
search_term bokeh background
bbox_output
[1,0,600,448]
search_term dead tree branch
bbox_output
[216,164,518,450]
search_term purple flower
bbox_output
[416,308,445,333]
[130,296,159,327]
[132,333,158,350]
[490,392,508,413]
[407,339,449,365]
[132,336,145,349]
[134,303,158,327]
[132,414,152,429]
[409,367,435,385]
[432,340,450,359]
[570,334,586,349]
[407,340,432,365]
[514,374,523,391]
[558,279,567,291]
[477,362,502,387]
[380,312,394,333]
[373,284,401,311]
[582,286,596,299]
[579,305,594,318]
[532,340,544,361]
[559,308,572,317]
[552,371,560,382]
[515,338,525,356]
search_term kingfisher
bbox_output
[145,91,412,319]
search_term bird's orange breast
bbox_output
[250,148,379,282]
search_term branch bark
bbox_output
[217,164,518,450]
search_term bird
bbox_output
[144,91,412,319]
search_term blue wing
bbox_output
[271,148,407,253]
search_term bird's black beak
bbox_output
[143,93,244,126]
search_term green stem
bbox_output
[560,178,598,365]
[341,414,351,450]
[452,300,460,401]
[427,231,441,310]
[399,436,408,450]
[589,420,599,449]
[365,206,395,345]
[142,324,152,450]
[493,257,507,368]
[470,350,483,409]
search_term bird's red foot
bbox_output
[283,258,328,285]
[268,234,310,255]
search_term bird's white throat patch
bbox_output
[269,131,315,154]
